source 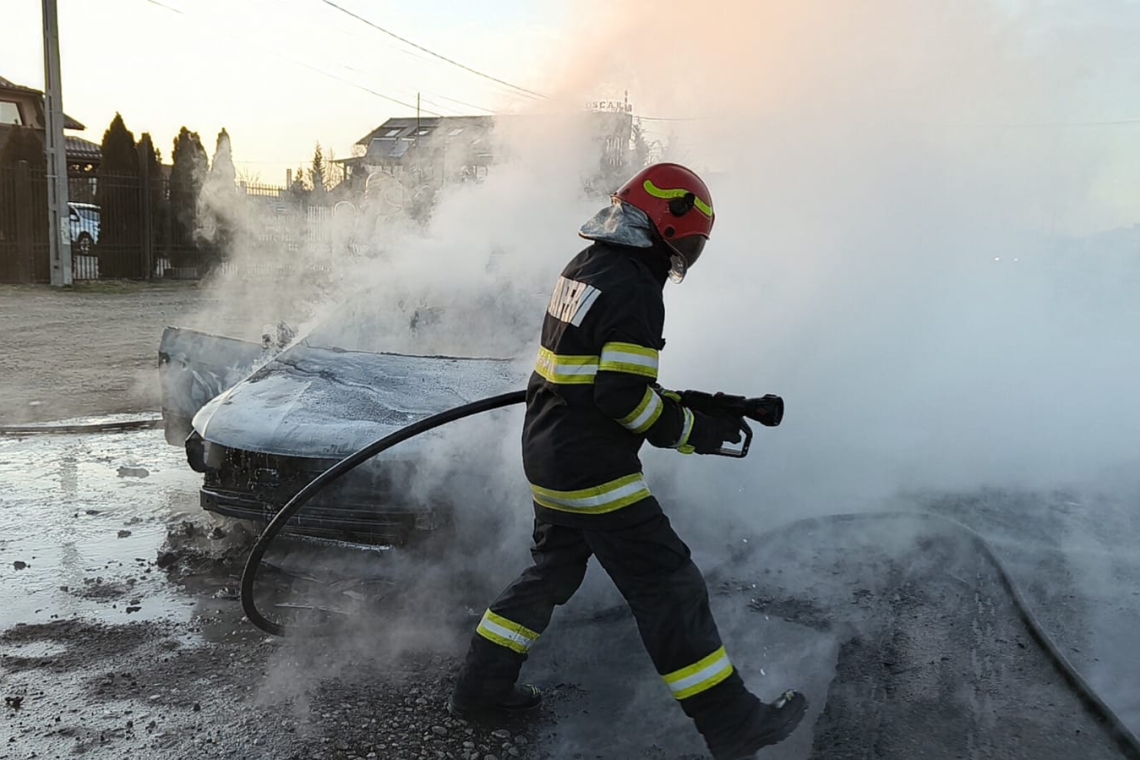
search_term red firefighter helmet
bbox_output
[614,163,714,282]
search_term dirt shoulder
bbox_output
[0,282,252,425]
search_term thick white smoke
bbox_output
[521,0,1140,525]
[192,0,1140,547]
[185,0,1140,558]
[195,0,1140,728]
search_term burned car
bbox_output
[158,321,526,547]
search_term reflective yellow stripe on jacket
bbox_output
[674,407,696,453]
[535,346,598,385]
[663,646,735,700]
[618,386,664,434]
[535,343,658,385]
[530,473,652,515]
[599,342,659,379]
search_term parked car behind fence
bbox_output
[68,201,99,279]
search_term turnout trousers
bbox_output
[451,499,762,753]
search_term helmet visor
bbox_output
[667,235,706,282]
[672,234,706,268]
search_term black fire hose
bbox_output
[239,390,526,637]
[738,512,1140,760]
[238,391,1140,759]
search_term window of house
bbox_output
[385,128,401,137]
[0,101,23,126]
[448,128,464,136]
[416,128,430,136]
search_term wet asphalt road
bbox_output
[0,416,201,626]
[2,423,1139,759]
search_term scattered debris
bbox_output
[153,521,250,579]
[76,577,129,600]
[12,561,27,571]
[117,466,150,478]
[4,695,22,709]
[118,530,133,539]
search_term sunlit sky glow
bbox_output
[4,0,1140,232]
[4,0,569,182]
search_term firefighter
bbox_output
[447,163,807,759]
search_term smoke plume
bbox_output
[189,0,1140,734]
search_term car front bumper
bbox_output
[200,484,442,546]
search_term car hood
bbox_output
[192,342,529,458]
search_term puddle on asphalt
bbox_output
[0,417,210,628]
[0,416,431,642]
[0,412,162,431]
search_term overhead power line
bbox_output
[426,93,498,115]
[315,0,547,101]
[141,0,442,115]
[338,64,497,115]
[291,67,438,115]
[142,0,183,13]
[146,1,708,122]
[153,2,1140,131]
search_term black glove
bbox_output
[686,410,745,454]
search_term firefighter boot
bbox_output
[709,689,808,760]
[447,683,543,720]
[449,633,542,720]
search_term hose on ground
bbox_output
[746,511,1140,760]
[238,390,1140,759]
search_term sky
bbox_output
[3,0,1140,229]
[2,0,571,183]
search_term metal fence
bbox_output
[0,163,51,283]
[0,164,336,284]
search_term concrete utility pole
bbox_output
[43,0,72,286]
